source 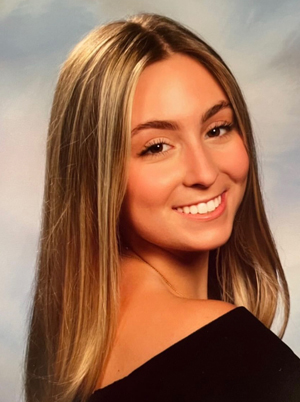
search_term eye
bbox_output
[206,122,234,138]
[140,140,172,156]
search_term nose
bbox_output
[182,143,218,188]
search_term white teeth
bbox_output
[190,205,198,214]
[207,200,215,212]
[176,194,222,215]
[183,206,190,214]
[198,203,207,214]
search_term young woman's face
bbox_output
[121,54,249,253]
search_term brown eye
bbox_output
[141,142,172,156]
[209,127,222,137]
[206,123,233,138]
[149,143,164,153]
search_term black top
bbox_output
[88,307,300,401]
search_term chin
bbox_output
[166,225,234,252]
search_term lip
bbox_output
[174,191,227,221]
[173,191,225,209]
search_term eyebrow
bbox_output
[131,100,232,136]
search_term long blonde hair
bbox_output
[24,13,289,402]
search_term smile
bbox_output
[175,194,223,215]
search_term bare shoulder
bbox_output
[167,298,237,336]
[98,297,236,389]
[186,298,237,319]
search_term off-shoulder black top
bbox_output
[88,307,300,401]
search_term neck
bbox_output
[120,240,209,300]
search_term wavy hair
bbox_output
[24,13,289,402]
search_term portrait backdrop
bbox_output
[0,0,299,400]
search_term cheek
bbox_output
[120,162,179,241]
[125,161,180,209]
[220,138,249,183]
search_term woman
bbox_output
[24,13,300,402]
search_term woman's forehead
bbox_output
[131,54,228,130]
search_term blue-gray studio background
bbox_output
[1,1,299,400]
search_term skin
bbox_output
[120,53,249,299]
[98,54,249,388]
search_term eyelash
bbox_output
[139,138,173,157]
[205,121,234,139]
[139,122,235,157]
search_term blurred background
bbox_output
[0,0,299,400]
